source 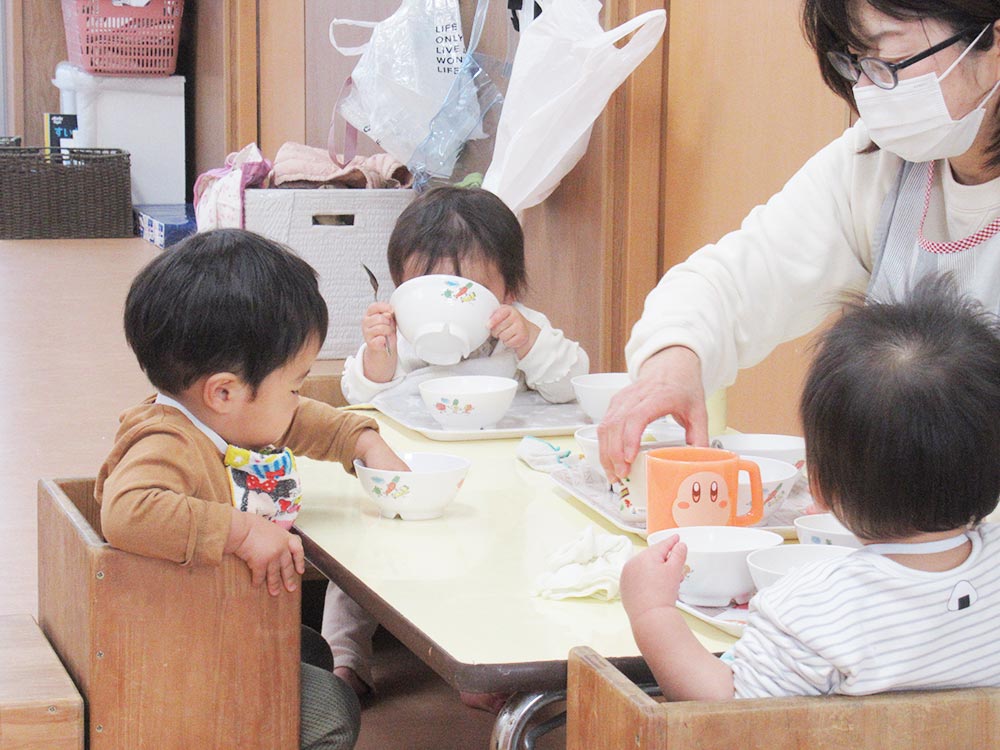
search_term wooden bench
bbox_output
[566,646,1000,749]
[37,478,301,750]
[0,614,83,750]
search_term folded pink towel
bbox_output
[270,142,412,189]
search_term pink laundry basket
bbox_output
[61,0,184,77]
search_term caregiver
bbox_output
[599,0,1000,481]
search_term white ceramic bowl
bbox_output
[647,526,784,607]
[571,373,631,423]
[738,455,800,523]
[418,375,518,430]
[746,543,855,590]
[354,452,471,520]
[390,275,500,365]
[794,513,862,548]
[710,433,806,471]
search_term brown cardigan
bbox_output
[96,395,377,566]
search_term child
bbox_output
[330,187,590,709]
[96,228,409,749]
[621,275,1000,701]
[340,186,589,404]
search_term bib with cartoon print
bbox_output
[224,446,302,529]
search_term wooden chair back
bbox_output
[37,478,301,750]
[566,646,1000,749]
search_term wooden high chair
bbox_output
[566,647,1000,749]
[37,478,301,750]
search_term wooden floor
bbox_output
[0,237,563,749]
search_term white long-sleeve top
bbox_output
[626,121,1000,393]
[730,524,1000,698]
[341,301,589,404]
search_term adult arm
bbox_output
[602,123,897,476]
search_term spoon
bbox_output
[361,263,392,355]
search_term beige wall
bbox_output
[661,1,851,434]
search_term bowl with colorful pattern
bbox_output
[354,452,471,520]
[418,375,518,430]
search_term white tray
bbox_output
[372,389,591,441]
[550,465,647,537]
[677,601,748,637]
[549,464,815,540]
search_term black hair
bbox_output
[124,228,328,395]
[386,186,527,297]
[802,0,1000,168]
[800,274,1000,539]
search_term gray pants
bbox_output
[301,626,361,750]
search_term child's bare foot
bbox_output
[334,666,371,698]
[460,691,511,714]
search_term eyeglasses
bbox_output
[827,26,978,90]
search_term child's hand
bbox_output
[489,305,540,360]
[227,511,305,596]
[354,428,410,472]
[362,301,397,354]
[361,302,398,383]
[620,535,687,621]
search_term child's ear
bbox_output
[201,372,247,415]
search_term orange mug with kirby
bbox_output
[645,446,763,534]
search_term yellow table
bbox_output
[294,411,736,746]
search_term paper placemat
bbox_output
[372,388,591,441]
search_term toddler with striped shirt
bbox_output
[621,274,1000,700]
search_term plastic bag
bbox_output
[482,0,666,214]
[329,0,479,166]
[407,0,502,188]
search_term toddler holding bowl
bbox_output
[331,187,589,711]
[340,186,589,405]
[621,276,1000,700]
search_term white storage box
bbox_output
[52,61,185,205]
[244,188,415,360]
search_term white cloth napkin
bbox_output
[533,525,634,601]
[516,436,580,473]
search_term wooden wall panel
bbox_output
[8,0,63,146]
[661,0,849,434]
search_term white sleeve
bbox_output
[513,304,590,403]
[729,593,841,698]
[626,123,901,393]
[339,344,408,404]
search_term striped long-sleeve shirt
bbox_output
[730,523,1000,698]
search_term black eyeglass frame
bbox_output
[827,26,980,90]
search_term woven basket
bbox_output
[0,148,133,239]
[62,0,184,77]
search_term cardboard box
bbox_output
[134,203,196,248]
[244,188,415,360]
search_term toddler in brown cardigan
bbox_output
[96,228,408,750]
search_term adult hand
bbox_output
[597,346,708,481]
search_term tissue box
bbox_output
[134,203,196,248]
[244,188,415,359]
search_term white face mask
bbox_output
[855,24,1000,162]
